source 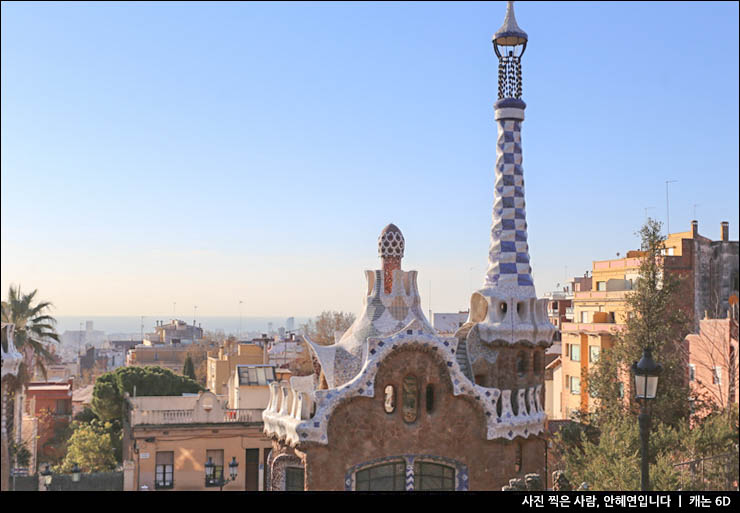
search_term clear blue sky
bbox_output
[2,1,738,318]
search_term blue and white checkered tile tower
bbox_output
[462,1,555,346]
[485,115,534,293]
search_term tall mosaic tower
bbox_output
[460,1,554,358]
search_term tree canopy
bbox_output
[553,219,739,491]
[183,354,196,381]
[587,218,691,426]
[92,365,204,422]
[55,420,117,474]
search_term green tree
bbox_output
[553,219,739,491]
[183,354,196,380]
[92,365,204,422]
[55,420,117,474]
[587,218,691,426]
[554,408,739,491]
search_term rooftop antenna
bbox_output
[665,180,677,235]
[173,302,176,319]
[644,206,654,221]
[692,204,700,220]
[239,300,244,340]
[193,305,197,327]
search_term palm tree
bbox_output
[1,285,60,389]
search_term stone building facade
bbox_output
[262,3,555,491]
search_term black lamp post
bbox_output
[40,463,53,491]
[71,463,81,484]
[632,348,662,491]
[205,456,238,491]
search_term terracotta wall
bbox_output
[301,347,545,490]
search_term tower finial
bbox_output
[493,1,528,100]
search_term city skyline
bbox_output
[2,1,738,318]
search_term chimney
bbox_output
[691,220,698,238]
[721,221,729,242]
[378,224,405,294]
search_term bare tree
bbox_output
[302,311,356,346]
[687,312,739,416]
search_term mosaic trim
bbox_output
[270,454,303,492]
[344,454,469,491]
[263,322,546,447]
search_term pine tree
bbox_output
[183,354,196,381]
[588,218,692,426]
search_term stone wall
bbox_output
[301,345,545,490]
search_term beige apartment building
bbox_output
[207,343,267,396]
[126,344,191,373]
[555,221,738,420]
[123,391,273,491]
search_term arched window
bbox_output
[402,375,419,423]
[533,351,542,375]
[285,467,304,491]
[425,384,434,413]
[355,461,405,491]
[384,385,396,414]
[515,442,523,473]
[413,461,455,491]
[516,351,528,377]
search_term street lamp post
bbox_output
[632,348,663,491]
[40,463,53,491]
[205,456,238,491]
[71,463,81,484]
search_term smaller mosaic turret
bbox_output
[304,224,434,389]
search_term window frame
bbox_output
[348,455,465,491]
[712,366,722,385]
[413,461,456,491]
[155,451,174,490]
[569,376,581,395]
[588,346,600,363]
[354,460,406,491]
[569,344,581,362]
[285,466,305,491]
[205,449,225,487]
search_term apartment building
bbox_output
[556,221,738,420]
[207,343,266,396]
[123,391,273,491]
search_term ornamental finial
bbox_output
[493,1,527,100]
[493,1,528,48]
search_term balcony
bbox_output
[561,322,625,335]
[593,258,641,271]
[574,290,629,301]
[131,407,262,426]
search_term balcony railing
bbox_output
[573,290,629,300]
[131,408,263,426]
[561,322,626,334]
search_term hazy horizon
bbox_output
[2,2,738,318]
